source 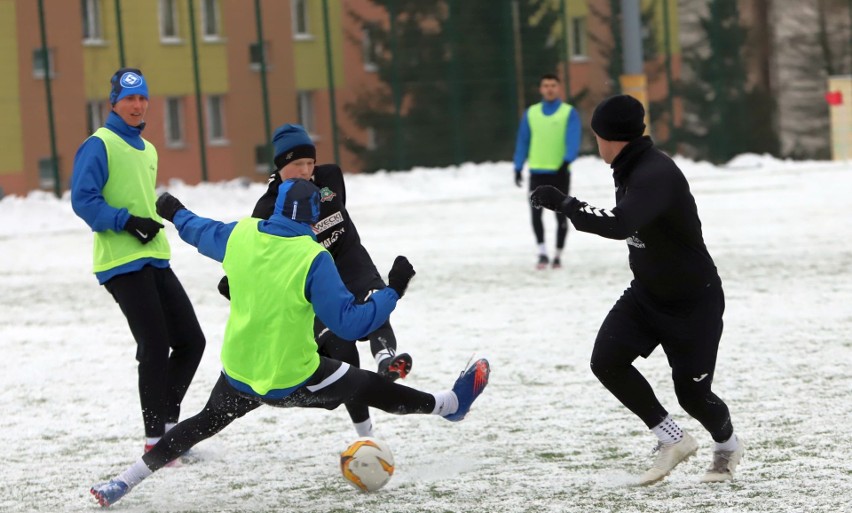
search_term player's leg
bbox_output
[590,288,697,485]
[157,267,206,428]
[104,267,173,447]
[369,321,412,381]
[528,174,548,268]
[553,169,571,268]
[278,357,489,422]
[90,373,261,507]
[660,284,742,482]
[316,324,375,437]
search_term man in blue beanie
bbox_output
[89,180,491,508]
[529,94,742,485]
[218,123,416,439]
[71,68,206,460]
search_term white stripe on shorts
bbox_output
[306,362,351,392]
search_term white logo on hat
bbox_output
[120,72,143,88]
[286,152,293,160]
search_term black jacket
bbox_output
[568,136,719,305]
[252,164,384,295]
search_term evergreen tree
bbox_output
[674,0,778,163]
[343,0,560,172]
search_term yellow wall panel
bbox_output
[0,0,24,174]
[294,0,344,91]
[84,0,228,98]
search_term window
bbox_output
[249,41,270,70]
[81,0,103,42]
[255,144,273,172]
[206,95,227,144]
[366,127,378,150]
[164,97,185,146]
[86,100,108,134]
[362,24,379,72]
[291,0,310,38]
[297,91,315,134]
[33,48,55,79]
[570,17,587,59]
[201,0,221,39]
[159,0,180,42]
[38,157,59,190]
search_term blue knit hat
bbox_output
[110,68,149,105]
[272,124,316,170]
[273,178,321,225]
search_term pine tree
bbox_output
[674,0,778,163]
[343,0,560,172]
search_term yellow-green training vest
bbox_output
[527,102,572,171]
[221,218,325,395]
[90,127,169,273]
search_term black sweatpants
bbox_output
[589,281,734,442]
[528,169,571,249]
[314,284,399,425]
[142,357,435,471]
[105,266,206,438]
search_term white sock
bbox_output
[354,419,374,438]
[651,415,684,445]
[431,391,459,417]
[117,459,153,489]
[537,243,547,256]
[554,249,563,260]
[714,433,739,452]
[374,350,392,366]
[145,436,161,447]
[164,422,177,434]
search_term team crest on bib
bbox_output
[320,187,336,202]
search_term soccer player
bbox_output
[220,123,414,438]
[530,95,743,484]
[513,73,582,269]
[90,178,490,508]
[71,68,205,455]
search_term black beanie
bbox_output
[590,95,646,141]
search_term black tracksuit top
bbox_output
[253,164,384,294]
[568,137,719,306]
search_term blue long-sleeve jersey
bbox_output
[513,99,582,173]
[70,112,168,284]
[172,208,399,342]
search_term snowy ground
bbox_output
[1,153,851,513]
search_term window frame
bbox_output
[291,0,313,40]
[201,0,223,41]
[159,0,182,44]
[297,90,316,135]
[81,0,104,44]
[362,24,379,72]
[86,100,108,135]
[32,48,55,79]
[164,97,186,148]
[570,16,588,60]
[206,95,228,145]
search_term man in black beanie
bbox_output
[529,94,743,485]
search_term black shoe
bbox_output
[552,256,562,269]
[378,353,412,381]
[536,254,549,270]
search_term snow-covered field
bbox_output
[1,153,850,512]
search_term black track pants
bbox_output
[528,169,571,249]
[589,283,734,442]
[105,266,206,438]
[143,358,436,471]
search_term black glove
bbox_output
[124,215,163,244]
[529,185,567,211]
[156,192,186,222]
[514,169,522,188]
[217,275,231,300]
[387,256,416,298]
